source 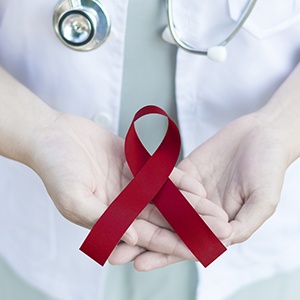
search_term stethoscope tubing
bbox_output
[166,0,258,55]
[54,0,257,57]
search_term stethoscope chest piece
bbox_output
[53,0,110,51]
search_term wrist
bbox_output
[257,102,300,165]
[0,67,61,165]
[21,106,62,167]
[1,100,61,166]
[256,62,300,164]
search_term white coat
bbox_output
[0,1,300,299]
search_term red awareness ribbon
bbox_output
[80,105,226,267]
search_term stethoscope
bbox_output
[53,0,257,62]
[53,0,110,51]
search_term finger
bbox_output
[109,244,187,270]
[122,223,139,246]
[181,190,229,221]
[134,219,195,260]
[170,167,207,197]
[138,204,171,229]
[139,190,232,240]
[138,174,215,230]
[138,204,232,251]
[201,215,233,240]
[56,189,138,246]
[109,243,147,265]
[134,252,187,271]
[229,191,279,244]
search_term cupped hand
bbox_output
[26,112,230,266]
[109,167,232,270]
[177,112,291,245]
[26,112,137,244]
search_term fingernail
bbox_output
[125,233,133,245]
[124,232,137,246]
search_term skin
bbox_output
[111,111,290,270]
[2,60,300,272]
[129,62,300,270]
[0,67,231,265]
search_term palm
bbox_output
[27,112,233,269]
[178,113,289,244]
[27,113,204,266]
[29,113,131,229]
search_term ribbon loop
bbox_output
[80,105,226,267]
[125,105,180,176]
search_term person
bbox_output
[1,1,300,300]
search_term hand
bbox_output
[0,67,136,247]
[177,112,291,245]
[109,167,232,270]
[26,112,138,244]
[26,112,230,264]
[129,62,300,269]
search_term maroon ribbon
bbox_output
[80,105,226,267]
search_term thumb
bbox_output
[54,190,138,246]
[170,167,206,197]
[228,191,279,244]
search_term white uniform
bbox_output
[0,1,300,299]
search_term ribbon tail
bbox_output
[153,179,226,267]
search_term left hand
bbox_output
[128,111,294,270]
[109,168,232,270]
[130,62,300,270]
[177,112,291,245]
[114,63,300,270]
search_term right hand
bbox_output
[26,111,138,244]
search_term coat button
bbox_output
[92,112,112,128]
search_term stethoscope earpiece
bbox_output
[207,46,227,62]
[53,0,110,51]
